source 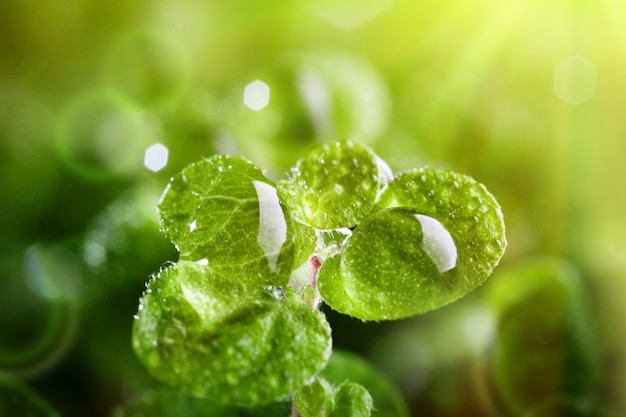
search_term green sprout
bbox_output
[131,138,506,416]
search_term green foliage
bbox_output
[487,260,600,416]
[133,261,331,405]
[0,373,60,417]
[320,351,409,417]
[133,138,506,414]
[158,155,311,284]
[319,167,506,321]
[295,377,373,417]
[277,139,390,229]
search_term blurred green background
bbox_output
[1,0,626,416]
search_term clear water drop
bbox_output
[253,181,287,272]
[334,207,460,320]
[415,214,457,273]
[264,286,284,299]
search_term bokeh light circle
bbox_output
[103,27,191,111]
[56,90,149,180]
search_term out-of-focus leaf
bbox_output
[320,351,409,417]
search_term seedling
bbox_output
[132,138,506,416]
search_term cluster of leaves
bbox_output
[132,139,506,415]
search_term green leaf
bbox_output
[158,155,309,286]
[132,261,332,406]
[0,373,60,417]
[277,139,391,230]
[374,168,506,288]
[320,351,409,417]
[294,377,334,417]
[319,168,506,320]
[294,376,374,417]
[487,260,600,416]
[329,382,373,417]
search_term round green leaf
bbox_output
[159,155,310,286]
[320,208,463,320]
[295,376,375,417]
[320,351,409,417]
[329,382,373,417]
[133,261,332,406]
[320,168,505,321]
[159,155,266,246]
[294,377,334,417]
[278,139,391,229]
[374,168,506,289]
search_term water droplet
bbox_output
[264,286,284,299]
[253,181,287,272]
[374,154,393,182]
[189,220,197,232]
[196,258,209,266]
[334,184,344,195]
[415,214,457,273]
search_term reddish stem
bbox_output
[308,254,323,308]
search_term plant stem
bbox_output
[307,253,323,308]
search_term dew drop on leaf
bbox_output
[319,168,506,321]
[319,208,461,320]
[253,180,288,273]
[158,155,314,287]
[414,214,457,273]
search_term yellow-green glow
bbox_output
[2,0,626,415]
